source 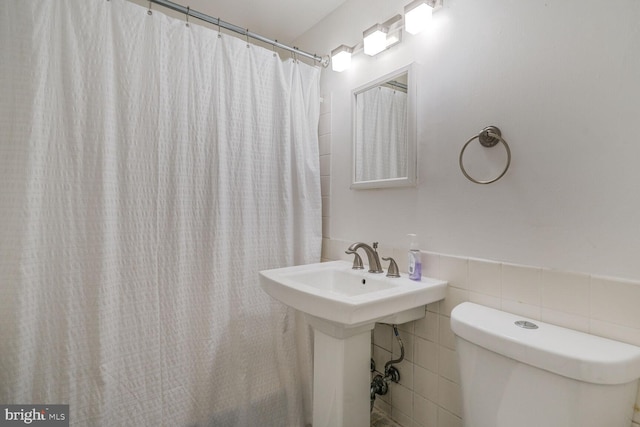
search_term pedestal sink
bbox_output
[259,260,447,427]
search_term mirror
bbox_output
[351,63,417,189]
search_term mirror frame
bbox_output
[351,63,417,190]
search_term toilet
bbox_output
[451,302,640,427]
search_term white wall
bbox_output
[296,0,640,281]
[296,1,640,426]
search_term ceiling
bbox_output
[156,0,349,44]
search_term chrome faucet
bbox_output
[347,242,383,273]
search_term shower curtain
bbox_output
[355,86,407,182]
[0,1,321,425]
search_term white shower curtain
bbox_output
[0,1,321,425]
[355,86,407,182]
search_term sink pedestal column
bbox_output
[306,316,373,427]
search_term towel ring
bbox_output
[459,126,511,184]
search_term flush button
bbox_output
[515,320,538,329]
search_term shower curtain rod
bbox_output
[149,0,329,67]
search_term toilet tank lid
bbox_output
[450,302,640,385]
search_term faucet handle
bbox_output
[372,242,379,250]
[381,257,400,278]
[345,250,364,270]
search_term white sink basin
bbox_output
[259,260,447,328]
[260,260,447,427]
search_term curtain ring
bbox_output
[185,6,190,27]
[246,30,250,48]
[272,40,277,57]
[147,1,152,15]
[217,18,222,38]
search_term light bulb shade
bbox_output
[404,0,433,35]
[331,45,352,72]
[363,24,388,56]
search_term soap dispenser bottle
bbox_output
[408,234,422,281]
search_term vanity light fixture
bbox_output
[363,24,388,56]
[363,15,402,56]
[331,45,353,72]
[330,1,442,72]
[404,0,434,35]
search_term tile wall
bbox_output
[318,93,331,239]
[321,238,640,427]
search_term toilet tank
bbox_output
[451,302,640,427]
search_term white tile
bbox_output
[501,299,541,320]
[589,319,640,347]
[321,196,330,217]
[395,360,414,390]
[321,238,331,260]
[319,92,331,114]
[318,112,331,136]
[422,252,441,279]
[374,323,394,352]
[439,315,457,350]
[440,287,469,318]
[415,310,439,342]
[377,242,394,259]
[318,133,331,155]
[414,337,438,373]
[320,176,330,197]
[426,301,440,314]
[391,407,412,427]
[393,330,414,363]
[468,291,501,310]
[373,345,392,377]
[378,391,392,406]
[397,319,415,335]
[438,346,460,384]
[541,269,590,317]
[414,364,439,401]
[501,263,541,306]
[373,396,391,414]
[437,407,463,427]
[323,238,349,261]
[438,376,462,417]
[468,259,501,297]
[319,153,330,176]
[390,247,406,272]
[390,382,413,418]
[591,276,640,329]
[413,394,437,427]
[322,218,330,239]
[439,255,468,290]
[541,308,589,333]
[321,238,336,260]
